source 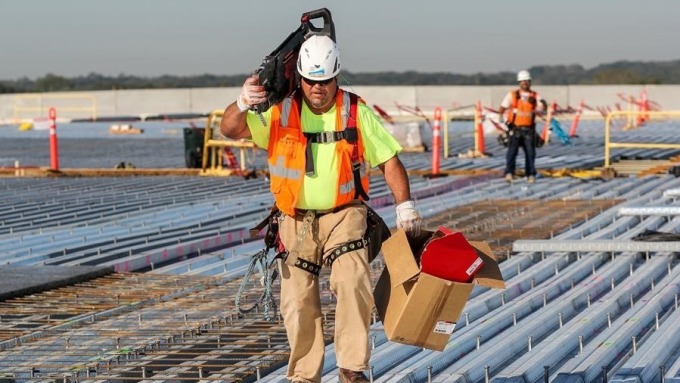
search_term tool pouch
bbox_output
[364,203,391,263]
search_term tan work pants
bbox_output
[278,203,373,383]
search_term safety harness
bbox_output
[295,91,371,272]
[254,92,372,270]
[508,90,538,127]
[298,91,370,200]
[235,91,386,320]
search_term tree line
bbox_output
[2,59,679,94]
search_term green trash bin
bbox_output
[183,127,205,168]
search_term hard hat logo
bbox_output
[307,68,326,77]
[297,35,341,81]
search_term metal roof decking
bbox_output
[514,240,680,253]
[384,255,633,383]
[667,354,680,383]
[0,177,273,237]
[0,175,456,271]
[0,275,297,382]
[5,120,680,381]
[0,273,219,345]
[0,260,391,381]
[550,259,680,383]
[0,265,113,302]
[609,295,680,383]
[493,254,676,383]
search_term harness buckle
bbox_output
[319,131,335,143]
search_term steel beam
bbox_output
[619,206,680,216]
[512,240,680,252]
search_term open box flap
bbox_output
[381,229,424,287]
[469,241,505,289]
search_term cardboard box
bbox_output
[373,229,505,351]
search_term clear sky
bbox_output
[1,0,678,80]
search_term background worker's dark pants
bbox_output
[504,126,537,177]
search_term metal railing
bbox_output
[604,110,680,168]
[200,110,257,176]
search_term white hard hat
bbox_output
[517,70,532,82]
[297,35,341,81]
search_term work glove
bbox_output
[498,113,506,125]
[236,76,267,112]
[395,200,422,237]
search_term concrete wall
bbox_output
[1,85,679,122]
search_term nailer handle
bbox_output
[301,8,335,41]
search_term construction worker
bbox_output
[498,70,548,183]
[220,35,422,383]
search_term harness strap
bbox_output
[274,251,322,276]
[284,210,315,267]
[326,238,367,266]
[283,236,367,274]
[304,129,358,144]
[303,128,359,176]
[249,205,280,238]
[508,90,520,125]
[347,94,370,201]
[294,257,322,276]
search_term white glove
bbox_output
[498,113,506,125]
[395,200,422,237]
[236,76,267,112]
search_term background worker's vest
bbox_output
[508,90,538,127]
[267,90,370,216]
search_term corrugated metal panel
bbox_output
[4,118,680,382]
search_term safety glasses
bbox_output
[302,77,334,86]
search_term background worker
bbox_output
[498,69,548,183]
[220,35,422,383]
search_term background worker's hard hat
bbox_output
[297,35,341,81]
[517,70,532,82]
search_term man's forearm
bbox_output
[380,156,412,204]
[220,103,251,140]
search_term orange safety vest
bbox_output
[508,90,538,127]
[267,89,370,216]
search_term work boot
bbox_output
[527,176,536,183]
[339,368,369,383]
[504,173,513,183]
